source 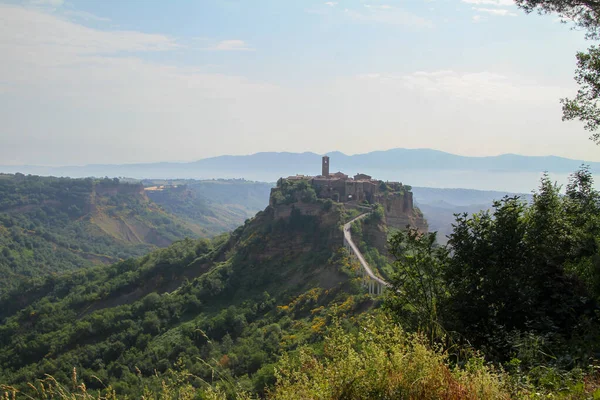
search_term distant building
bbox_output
[270,155,426,232]
[279,155,408,205]
[322,155,330,177]
[354,173,372,181]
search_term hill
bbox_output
[2,171,600,398]
[412,186,532,244]
[0,196,368,397]
[0,175,272,293]
[141,179,273,234]
[1,148,598,192]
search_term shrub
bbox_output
[270,315,511,400]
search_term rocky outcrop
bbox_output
[375,192,428,233]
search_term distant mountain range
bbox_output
[2,148,598,192]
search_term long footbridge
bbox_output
[343,212,390,295]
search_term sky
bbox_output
[0,0,597,166]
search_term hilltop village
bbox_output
[270,156,427,231]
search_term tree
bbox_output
[516,0,600,142]
[562,46,600,142]
[384,228,449,343]
[444,172,599,362]
[516,0,600,39]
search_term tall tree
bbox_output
[516,0,600,142]
[384,229,449,343]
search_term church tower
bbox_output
[322,155,330,177]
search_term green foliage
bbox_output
[5,168,600,398]
[0,175,202,293]
[444,170,600,364]
[382,167,600,392]
[516,1,600,142]
[561,46,600,142]
[144,180,270,234]
[378,180,390,192]
[385,229,449,343]
[0,175,274,294]
[350,216,392,280]
[0,203,363,398]
[516,0,600,41]
[366,204,384,223]
[271,314,511,400]
[270,179,317,205]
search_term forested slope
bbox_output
[0,200,366,397]
[143,179,272,234]
[0,175,207,292]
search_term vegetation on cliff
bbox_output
[0,175,272,293]
[384,167,600,396]
[0,174,197,292]
[143,179,273,233]
[0,201,366,398]
[3,168,600,398]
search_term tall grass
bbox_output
[270,315,510,400]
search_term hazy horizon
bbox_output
[1,0,599,166]
[2,146,599,168]
[1,147,595,193]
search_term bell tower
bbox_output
[322,155,330,177]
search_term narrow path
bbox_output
[343,213,390,291]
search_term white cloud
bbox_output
[0,4,276,164]
[0,4,590,167]
[473,7,518,16]
[0,4,178,59]
[343,5,433,28]
[364,4,393,10]
[30,0,64,6]
[462,0,514,6]
[208,39,254,51]
[356,70,565,103]
[472,15,487,22]
[62,10,111,22]
[324,2,338,6]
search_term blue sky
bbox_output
[0,0,595,165]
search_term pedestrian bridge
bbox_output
[343,212,390,296]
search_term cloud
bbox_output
[62,10,111,22]
[208,39,254,51]
[462,0,514,6]
[472,15,487,22]
[0,4,276,165]
[473,7,517,16]
[355,70,565,103]
[364,4,393,10]
[0,4,178,59]
[324,2,338,6]
[0,4,588,166]
[343,5,434,28]
[30,0,64,6]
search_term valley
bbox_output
[0,175,271,293]
[4,0,600,397]
[1,166,599,398]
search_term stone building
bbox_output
[306,156,406,205]
[270,155,427,232]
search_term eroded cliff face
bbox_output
[375,192,428,233]
[361,220,389,257]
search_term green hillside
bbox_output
[0,200,367,397]
[142,179,273,234]
[0,175,213,292]
[2,170,600,399]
